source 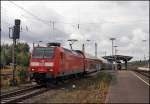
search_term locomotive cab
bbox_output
[30,47,55,82]
[30,47,55,71]
[29,42,63,84]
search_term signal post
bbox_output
[9,19,21,85]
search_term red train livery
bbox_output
[29,43,103,84]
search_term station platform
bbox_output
[105,70,149,103]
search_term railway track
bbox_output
[0,71,100,103]
[0,85,48,104]
[133,69,150,78]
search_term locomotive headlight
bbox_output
[45,62,54,66]
[49,69,53,71]
[30,62,39,66]
[31,68,36,71]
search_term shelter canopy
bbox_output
[103,55,133,62]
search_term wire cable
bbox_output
[9,1,50,26]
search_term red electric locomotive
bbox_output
[29,42,103,84]
[29,43,84,84]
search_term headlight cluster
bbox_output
[30,62,39,66]
[31,68,36,71]
[45,62,54,66]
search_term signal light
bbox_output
[12,19,21,39]
[13,25,20,39]
[15,19,21,26]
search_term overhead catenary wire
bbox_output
[1,6,31,33]
[5,2,104,26]
[3,4,107,26]
[8,1,106,29]
[7,0,124,33]
[7,1,148,31]
[9,1,50,25]
[8,1,76,31]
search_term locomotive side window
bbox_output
[60,52,64,65]
[98,64,101,70]
[32,47,54,59]
[89,63,96,69]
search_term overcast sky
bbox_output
[1,1,149,61]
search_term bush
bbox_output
[16,66,28,83]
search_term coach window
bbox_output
[99,64,101,70]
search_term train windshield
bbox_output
[32,47,54,59]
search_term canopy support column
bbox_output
[124,60,127,70]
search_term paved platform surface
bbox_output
[105,70,149,103]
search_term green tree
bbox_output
[0,42,30,67]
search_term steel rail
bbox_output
[1,88,48,104]
[1,85,42,99]
[133,69,150,78]
[0,85,47,104]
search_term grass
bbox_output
[33,72,112,103]
[1,68,12,74]
[1,66,29,91]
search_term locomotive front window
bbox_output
[32,47,54,58]
[43,48,54,58]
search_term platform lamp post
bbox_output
[114,45,118,56]
[110,38,116,70]
[110,38,116,56]
[67,39,78,50]
[142,39,147,67]
[114,45,118,70]
[115,49,119,55]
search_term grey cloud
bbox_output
[2,4,71,46]
[1,1,149,61]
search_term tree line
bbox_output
[1,42,30,68]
